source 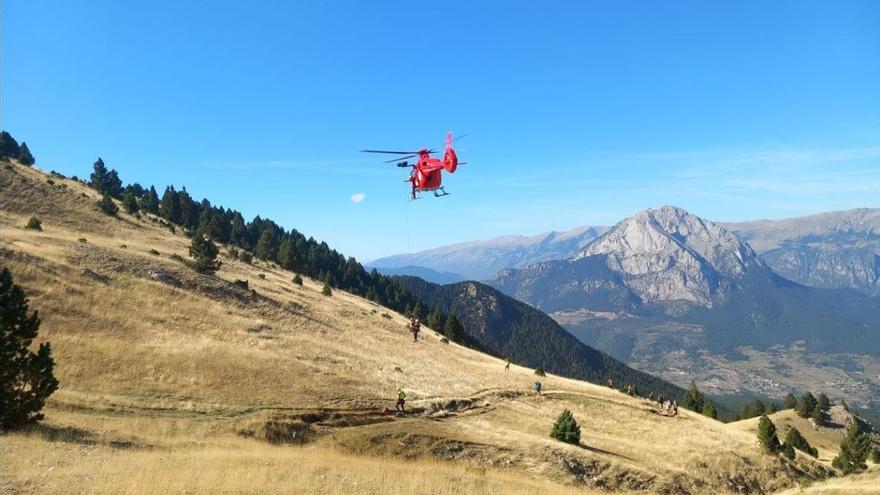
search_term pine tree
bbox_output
[121,191,139,214]
[160,186,180,223]
[97,194,119,216]
[702,402,718,419]
[550,409,581,445]
[189,234,221,275]
[871,448,880,464]
[292,274,303,286]
[0,130,20,159]
[443,314,465,342]
[817,393,831,411]
[17,142,35,166]
[781,442,795,460]
[0,268,59,430]
[177,188,197,228]
[768,402,778,414]
[255,228,276,260]
[426,309,445,331]
[832,423,871,474]
[322,280,333,296]
[757,414,780,453]
[89,158,123,197]
[105,169,123,197]
[277,237,294,269]
[785,427,818,457]
[797,392,818,418]
[90,158,110,192]
[229,215,247,247]
[206,213,229,243]
[141,186,161,214]
[811,406,824,426]
[784,392,798,410]
[683,381,705,412]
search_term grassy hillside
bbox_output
[0,161,867,494]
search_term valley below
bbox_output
[557,311,880,410]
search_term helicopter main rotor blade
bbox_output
[384,154,419,163]
[361,149,422,154]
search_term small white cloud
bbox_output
[350,192,366,204]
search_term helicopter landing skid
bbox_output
[410,187,449,200]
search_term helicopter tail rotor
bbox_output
[443,131,459,173]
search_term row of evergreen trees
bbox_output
[86,158,468,343]
[757,414,819,460]
[758,411,878,475]
[0,131,35,166]
[682,381,718,418]
[785,391,836,425]
[730,391,837,423]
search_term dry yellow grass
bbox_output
[775,471,880,495]
[2,428,595,495]
[0,161,872,493]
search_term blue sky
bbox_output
[3,1,879,260]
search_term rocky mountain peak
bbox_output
[573,206,762,305]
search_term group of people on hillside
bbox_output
[647,392,678,416]
[396,317,681,418]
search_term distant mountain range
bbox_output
[370,225,608,281]
[372,208,880,296]
[722,209,880,295]
[490,206,880,356]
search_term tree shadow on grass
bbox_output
[24,423,97,445]
[580,443,635,461]
[23,422,144,449]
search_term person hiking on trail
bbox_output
[672,400,679,417]
[505,358,511,371]
[410,317,421,342]
[395,387,406,412]
[534,381,542,396]
[607,378,614,389]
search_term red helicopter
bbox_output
[363,132,464,199]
